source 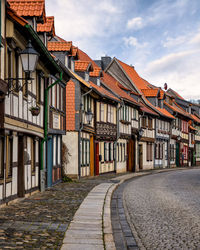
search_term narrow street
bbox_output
[123,169,200,249]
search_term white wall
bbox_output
[62,132,78,176]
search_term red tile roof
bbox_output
[37,16,55,35]
[90,67,102,77]
[66,80,75,131]
[101,72,140,106]
[141,89,158,97]
[70,46,78,57]
[89,81,120,102]
[8,0,46,20]
[164,101,190,118]
[47,41,72,52]
[167,88,184,100]
[77,48,102,77]
[7,6,28,26]
[75,61,93,72]
[191,114,200,124]
[155,107,175,119]
[116,58,151,92]
[140,103,158,116]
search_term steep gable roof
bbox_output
[101,72,140,106]
[167,88,184,100]
[191,114,200,124]
[116,58,151,92]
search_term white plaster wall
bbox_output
[12,167,18,195]
[0,185,3,200]
[6,182,11,198]
[139,142,154,170]
[116,139,127,173]
[5,96,10,115]
[63,132,78,176]
[35,166,39,186]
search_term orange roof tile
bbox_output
[101,72,140,106]
[37,16,55,35]
[191,114,200,124]
[8,0,46,19]
[70,46,78,57]
[164,101,190,118]
[75,61,93,72]
[89,81,120,102]
[155,107,175,119]
[167,88,184,100]
[141,89,158,97]
[47,41,72,52]
[66,80,75,131]
[140,103,158,116]
[7,6,28,26]
[116,58,151,92]
[90,67,102,77]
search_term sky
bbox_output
[46,0,200,100]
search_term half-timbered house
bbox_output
[0,4,62,204]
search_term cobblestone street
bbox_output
[124,168,200,250]
[0,173,122,249]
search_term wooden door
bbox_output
[176,142,180,167]
[95,142,99,175]
[90,136,94,176]
[127,139,135,172]
[139,144,143,170]
[18,136,25,197]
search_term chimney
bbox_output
[101,56,112,70]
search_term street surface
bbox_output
[0,173,121,249]
[124,169,200,249]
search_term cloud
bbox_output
[123,36,148,48]
[127,17,144,30]
[163,35,187,48]
[141,49,200,99]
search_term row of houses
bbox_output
[0,0,200,205]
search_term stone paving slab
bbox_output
[61,182,113,250]
[0,172,123,249]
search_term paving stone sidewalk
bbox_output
[0,173,125,249]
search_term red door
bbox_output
[95,142,99,175]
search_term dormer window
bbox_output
[85,72,89,82]
[97,77,100,86]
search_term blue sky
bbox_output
[46,0,200,100]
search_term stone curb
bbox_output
[102,166,200,250]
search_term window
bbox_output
[0,138,4,178]
[196,144,200,158]
[148,118,153,129]
[123,144,126,162]
[183,145,188,160]
[57,84,60,109]
[142,117,147,127]
[120,143,122,162]
[61,87,63,111]
[155,142,163,160]
[117,143,119,162]
[53,136,57,166]
[31,138,36,173]
[81,139,90,166]
[147,143,153,161]
[100,103,104,122]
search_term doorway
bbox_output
[139,144,143,170]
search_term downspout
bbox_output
[78,88,92,179]
[40,72,63,190]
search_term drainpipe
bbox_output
[40,72,63,191]
[78,88,92,180]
